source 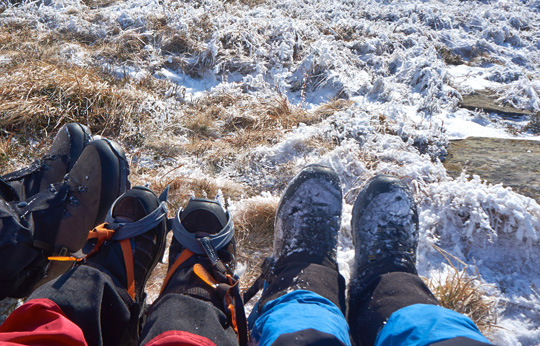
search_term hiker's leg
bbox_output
[0,265,131,346]
[249,165,350,346]
[348,175,491,346]
[138,294,236,346]
[0,186,168,346]
[139,198,239,346]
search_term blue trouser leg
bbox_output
[348,271,492,346]
[249,258,349,346]
[250,290,350,346]
[375,304,491,346]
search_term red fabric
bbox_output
[0,298,87,346]
[145,330,218,346]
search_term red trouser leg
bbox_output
[0,298,88,346]
[144,330,217,346]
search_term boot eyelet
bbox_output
[17,202,28,208]
[78,186,88,193]
[69,196,80,206]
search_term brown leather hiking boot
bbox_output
[2,123,92,201]
[0,138,130,299]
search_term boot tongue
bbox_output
[180,199,227,235]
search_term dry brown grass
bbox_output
[160,92,329,175]
[426,245,499,336]
[131,170,246,212]
[0,59,148,136]
[162,33,204,56]
[233,197,278,290]
[96,31,150,63]
[0,133,51,175]
[313,98,354,119]
[232,0,266,7]
[183,93,317,140]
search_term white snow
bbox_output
[3,0,540,343]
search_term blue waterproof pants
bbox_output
[251,281,491,346]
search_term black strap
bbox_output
[230,282,249,346]
[199,236,229,275]
[197,237,249,346]
[243,256,275,304]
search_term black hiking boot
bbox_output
[85,186,168,303]
[1,123,92,201]
[256,164,346,313]
[159,198,236,307]
[78,186,168,345]
[156,197,250,344]
[348,175,438,346]
[2,138,130,298]
[138,197,244,346]
[349,175,418,297]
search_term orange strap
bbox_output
[47,223,137,302]
[120,239,135,300]
[194,263,219,289]
[227,300,239,334]
[160,249,194,295]
[194,264,239,335]
[48,256,83,262]
[48,223,115,262]
[86,223,115,257]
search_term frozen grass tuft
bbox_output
[230,195,279,290]
[426,246,499,336]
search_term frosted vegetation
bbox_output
[1,0,540,343]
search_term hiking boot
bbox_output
[253,164,345,312]
[273,164,342,266]
[348,174,419,301]
[2,123,92,201]
[347,176,441,346]
[76,186,168,345]
[157,197,248,344]
[84,186,168,304]
[5,138,130,298]
[160,197,236,305]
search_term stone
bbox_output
[444,137,540,204]
[459,92,531,118]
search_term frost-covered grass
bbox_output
[2,0,540,343]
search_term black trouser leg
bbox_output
[138,293,238,345]
[29,265,134,346]
[348,272,439,346]
[257,254,346,314]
